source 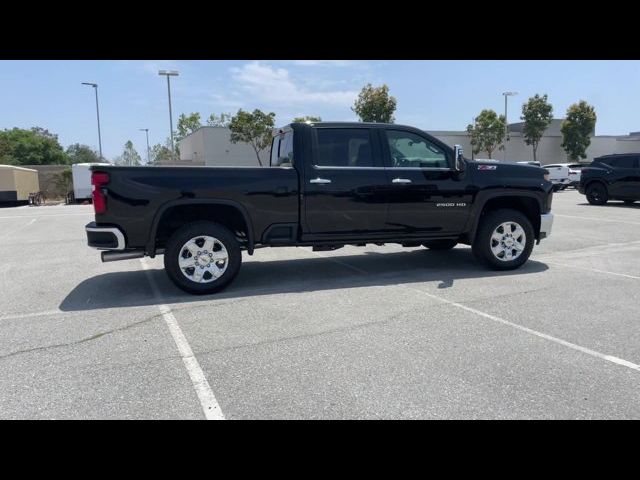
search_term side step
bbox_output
[312,245,344,252]
[101,250,145,262]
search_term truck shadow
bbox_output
[59,248,549,312]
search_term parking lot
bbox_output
[0,189,639,419]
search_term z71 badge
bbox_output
[478,165,497,170]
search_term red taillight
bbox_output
[91,172,109,214]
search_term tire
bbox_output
[586,183,608,205]
[472,209,535,271]
[164,221,242,295]
[552,184,561,192]
[422,239,457,250]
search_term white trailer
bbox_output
[72,163,110,201]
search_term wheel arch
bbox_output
[466,192,543,244]
[147,199,255,256]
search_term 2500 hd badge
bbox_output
[437,202,467,207]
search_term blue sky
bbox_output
[1,60,639,160]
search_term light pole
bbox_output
[81,82,103,160]
[502,91,518,161]
[139,128,150,164]
[158,70,179,159]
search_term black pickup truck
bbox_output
[86,122,554,294]
[578,153,640,205]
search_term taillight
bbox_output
[91,171,109,214]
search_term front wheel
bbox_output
[472,209,534,270]
[586,183,608,205]
[164,221,242,295]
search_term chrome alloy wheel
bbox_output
[178,235,229,283]
[490,221,526,262]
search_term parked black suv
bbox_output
[85,122,554,295]
[579,153,640,205]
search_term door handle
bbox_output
[310,177,332,184]
[392,178,412,184]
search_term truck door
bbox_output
[381,128,471,235]
[606,156,640,198]
[303,127,389,236]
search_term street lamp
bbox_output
[502,91,518,161]
[158,70,179,159]
[81,82,103,160]
[139,128,150,164]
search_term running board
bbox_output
[101,250,145,262]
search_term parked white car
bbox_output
[544,163,585,188]
[539,164,571,191]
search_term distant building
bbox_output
[177,121,640,167]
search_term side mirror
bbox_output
[454,144,466,172]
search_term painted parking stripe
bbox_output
[0,213,93,219]
[140,258,224,420]
[0,218,36,239]
[544,260,640,280]
[309,250,640,373]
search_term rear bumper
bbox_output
[539,213,554,240]
[86,222,125,250]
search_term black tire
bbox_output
[586,183,608,205]
[472,209,535,271]
[164,221,242,295]
[552,184,561,192]
[422,239,458,250]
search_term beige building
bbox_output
[178,121,640,167]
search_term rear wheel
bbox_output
[422,239,457,250]
[586,183,608,205]
[472,209,534,270]
[164,221,242,295]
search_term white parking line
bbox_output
[140,258,224,420]
[545,260,640,280]
[310,251,640,373]
[0,218,36,239]
[0,213,93,219]
[555,214,640,226]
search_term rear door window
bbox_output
[609,157,637,168]
[314,128,377,168]
[271,131,294,166]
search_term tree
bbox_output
[66,143,101,164]
[114,140,142,166]
[228,109,276,167]
[293,116,322,123]
[148,143,173,165]
[207,113,232,127]
[175,112,202,144]
[352,83,397,123]
[521,94,554,163]
[466,109,507,159]
[0,127,68,165]
[561,101,597,161]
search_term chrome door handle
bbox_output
[310,177,332,184]
[392,178,412,184]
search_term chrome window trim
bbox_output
[312,165,453,172]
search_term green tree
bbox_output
[0,127,68,165]
[466,109,507,159]
[561,101,597,161]
[521,94,554,163]
[207,113,232,127]
[114,140,142,166]
[229,109,276,167]
[66,143,101,164]
[293,115,322,123]
[149,143,173,165]
[352,83,397,123]
[176,112,202,140]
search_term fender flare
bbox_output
[146,198,255,256]
[465,190,544,243]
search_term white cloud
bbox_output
[289,60,354,67]
[230,62,357,107]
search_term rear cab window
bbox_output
[270,130,294,167]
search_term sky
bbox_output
[1,60,639,161]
